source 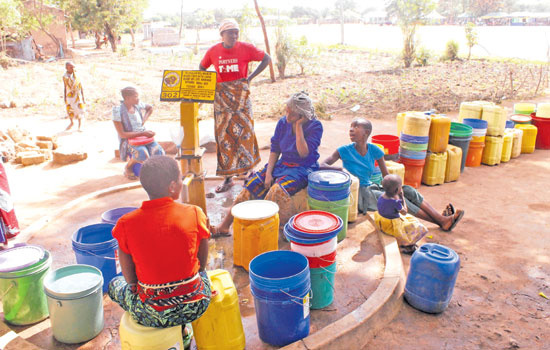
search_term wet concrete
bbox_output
[2,181,385,349]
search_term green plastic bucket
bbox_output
[310,262,337,309]
[307,197,349,242]
[0,245,51,325]
[43,264,104,344]
[449,122,473,138]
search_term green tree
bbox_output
[68,0,148,52]
[0,0,21,51]
[464,22,478,60]
[386,0,435,68]
[184,9,214,54]
[468,0,503,17]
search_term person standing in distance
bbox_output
[199,19,271,193]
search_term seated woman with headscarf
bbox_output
[211,92,323,237]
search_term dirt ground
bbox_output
[1,39,549,349]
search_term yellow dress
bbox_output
[63,73,85,119]
[374,211,428,246]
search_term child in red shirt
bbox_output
[108,156,211,329]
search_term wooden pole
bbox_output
[253,0,275,82]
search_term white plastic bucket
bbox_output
[290,237,337,257]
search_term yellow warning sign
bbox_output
[160,70,217,103]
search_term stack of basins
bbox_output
[532,103,550,149]
[481,105,507,166]
[399,113,431,188]
[422,114,450,186]
[307,170,350,242]
[448,122,473,172]
[284,211,342,309]
[370,143,384,185]
[462,118,488,167]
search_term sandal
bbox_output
[210,226,231,238]
[215,178,234,193]
[442,210,464,232]
[400,244,418,255]
[442,203,455,217]
[123,169,138,180]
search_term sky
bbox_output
[145,0,381,17]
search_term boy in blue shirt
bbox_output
[321,118,464,232]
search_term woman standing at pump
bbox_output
[199,19,271,193]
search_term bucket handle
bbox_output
[80,250,117,260]
[319,269,337,292]
[0,280,16,299]
[279,289,312,306]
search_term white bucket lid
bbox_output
[44,265,103,300]
[231,200,279,220]
[0,245,44,273]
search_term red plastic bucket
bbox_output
[465,141,485,167]
[531,115,550,150]
[399,157,425,189]
[306,251,337,268]
[372,134,400,156]
[129,136,154,146]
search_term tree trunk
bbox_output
[253,0,276,82]
[105,23,117,52]
[68,22,75,48]
[340,12,345,45]
[95,32,102,49]
[130,28,136,47]
[179,0,184,39]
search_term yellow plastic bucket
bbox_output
[500,131,513,163]
[232,200,279,271]
[515,124,538,154]
[192,270,245,350]
[481,136,504,166]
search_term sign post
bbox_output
[161,70,217,215]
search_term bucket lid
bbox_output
[292,211,340,233]
[308,170,350,187]
[43,265,103,300]
[231,200,279,220]
[0,245,45,273]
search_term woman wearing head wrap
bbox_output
[211,92,323,237]
[199,19,271,193]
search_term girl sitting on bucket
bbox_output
[375,174,428,254]
[108,156,211,341]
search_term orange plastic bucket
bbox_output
[399,157,426,189]
[465,141,485,167]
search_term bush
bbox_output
[415,46,431,66]
[293,36,320,75]
[118,45,129,57]
[275,26,294,79]
[444,40,459,61]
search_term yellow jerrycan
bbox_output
[444,145,462,183]
[500,131,513,163]
[481,136,504,166]
[481,105,507,136]
[428,115,451,153]
[192,270,245,350]
[386,160,405,183]
[509,128,523,158]
[422,152,447,186]
[119,312,184,350]
[348,174,360,223]
[515,124,537,154]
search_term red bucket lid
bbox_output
[307,251,337,268]
[129,136,154,146]
[292,211,340,233]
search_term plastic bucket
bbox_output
[71,223,120,292]
[291,237,337,257]
[471,135,486,143]
[399,157,426,189]
[287,214,343,241]
[371,135,400,155]
[505,120,515,129]
[101,207,138,225]
[305,251,336,269]
[400,141,428,151]
[531,115,550,149]
[400,133,429,144]
[0,246,52,325]
[465,141,485,167]
[310,262,337,310]
[399,147,427,160]
[283,224,339,245]
[43,265,104,343]
[449,134,472,173]
[449,122,473,138]
[511,114,531,125]
[514,103,536,115]
[307,197,349,242]
[462,118,488,130]
[249,251,310,347]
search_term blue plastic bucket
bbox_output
[405,243,460,313]
[132,163,142,177]
[249,251,310,347]
[101,207,138,225]
[505,120,515,128]
[399,147,428,160]
[462,118,488,130]
[283,223,340,244]
[71,223,120,293]
[307,186,350,201]
[400,133,429,144]
[310,262,337,309]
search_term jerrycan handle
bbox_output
[427,245,453,261]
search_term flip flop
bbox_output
[442,203,455,217]
[215,179,234,193]
[443,209,464,232]
[400,244,418,255]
